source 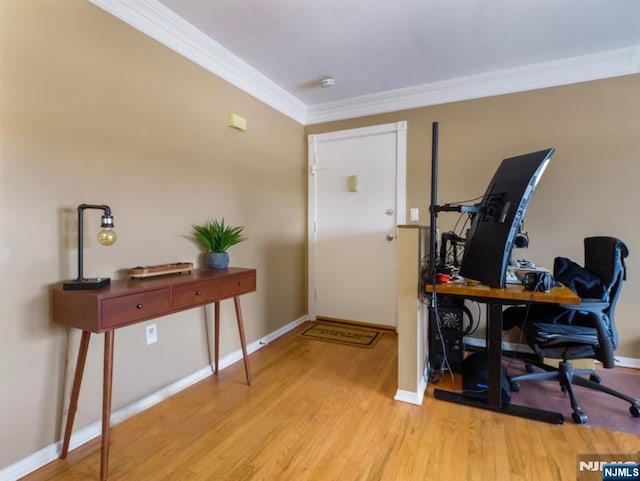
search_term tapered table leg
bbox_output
[101,330,115,481]
[233,296,251,385]
[214,301,220,375]
[60,330,91,458]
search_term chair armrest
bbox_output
[559,299,609,312]
[560,299,615,367]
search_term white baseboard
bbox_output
[394,375,428,406]
[0,315,308,481]
[612,356,640,369]
[253,315,307,349]
[463,336,640,369]
[394,388,424,405]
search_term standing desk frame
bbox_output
[426,281,580,423]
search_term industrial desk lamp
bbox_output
[63,203,117,290]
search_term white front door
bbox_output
[308,122,407,328]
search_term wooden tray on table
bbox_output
[127,262,194,279]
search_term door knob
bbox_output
[386,233,395,241]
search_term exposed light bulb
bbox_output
[97,228,117,246]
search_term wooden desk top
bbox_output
[426,280,580,305]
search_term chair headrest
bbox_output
[584,236,629,283]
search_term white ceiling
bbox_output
[92,0,640,124]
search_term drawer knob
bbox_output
[136,304,144,309]
[196,290,202,296]
[238,282,244,286]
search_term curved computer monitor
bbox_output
[459,148,555,287]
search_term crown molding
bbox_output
[306,46,640,124]
[89,1,639,126]
[89,0,307,124]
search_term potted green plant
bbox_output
[192,218,246,269]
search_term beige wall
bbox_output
[0,0,306,468]
[3,0,640,473]
[307,74,640,358]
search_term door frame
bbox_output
[307,121,407,322]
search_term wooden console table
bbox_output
[52,267,256,481]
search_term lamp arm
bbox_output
[75,204,113,281]
[79,203,112,216]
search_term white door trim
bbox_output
[307,121,407,321]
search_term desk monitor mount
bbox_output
[427,122,481,289]
[433,204,481,214]
[428,122,440,292]
[434,205,481,270]
[428,122,475,380]
[430,117,554,289]
[429,129,554,289]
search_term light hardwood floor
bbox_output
[22,322,640,481]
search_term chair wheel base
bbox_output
[429,370,443,384]
[572,411,588,424]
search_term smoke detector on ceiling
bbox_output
[320,77,335,88]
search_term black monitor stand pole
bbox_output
[429,122,439,290]
[427,122,442,382]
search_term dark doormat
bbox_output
[300,323,382,348]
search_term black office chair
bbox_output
[504,236,640,424]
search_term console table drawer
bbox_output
[101,288,170,328]
[221,272,256,298]
[172,279,220,310]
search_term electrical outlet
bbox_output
[145,323,158,345]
